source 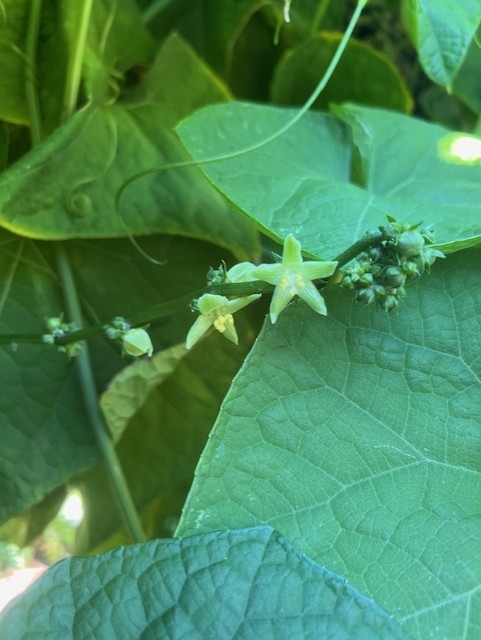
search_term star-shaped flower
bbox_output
[186,293,261,349]
[251,234,338,323]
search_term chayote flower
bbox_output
[186,293,260,349]
[251,234,337,323]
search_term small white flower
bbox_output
[122,328,153,357]
[186,293,260,349]
[252,234,337,323]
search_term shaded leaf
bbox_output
[101,343,188,443]
[0,0,30,124]
[76,304,264,552]
[0,526,408,639]
[271,33,412,113]
[176,101,481,257]
[0,104,258,259]
[177,250,481,639]
[0,231,236,526]
[0,231,98,524]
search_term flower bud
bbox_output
[383,266,405,287]
[397,230,425,258]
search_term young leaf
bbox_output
[177,249,481,639]
[271,34,412,113]
[402,0,481,89]
[0,526,408,639]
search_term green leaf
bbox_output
[177,249,481,639]
[451,22,481,113]
[0,32,257,258]
[132,33,230,120]
[76,307,264,552]
[401,0,481,89]
[176,101,481,257]
[0,526,408,639]
[0,1,153,131]
[0,104,257,259]
[100,343,188,443]
[271,34,412,113]
[0,231,238,525]
[0,122,8,172]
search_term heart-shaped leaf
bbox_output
[177,249,481,639]
[176,101,481,257]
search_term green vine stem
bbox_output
[23,0,146,542]
[56,245,146,543]
[24,0,43,146]
[0,228,386,347]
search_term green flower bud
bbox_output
[359,272,374,286]
[397,230,425,258]
[381,295,399,312]
[368,246,383,262]
[122,328,153,358]
[356,287,376,305]
[383,266,405,287]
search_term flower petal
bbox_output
[197,293,230,314]
[302,260,338,281]
[282,234,303,269]
[296,280,328,316]
[226,262,257,283]
[225,294,262,314]
[186,315,213,349]
[269,283,296,323]
[251,263,284,285]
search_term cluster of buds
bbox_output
[42,316,83,358]
[341,217,444,311]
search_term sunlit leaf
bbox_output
[177,249,481,639]
[177,101,481,257]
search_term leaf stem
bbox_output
[62,0,93,120]
[55,244,146,543]
[25,0,43,145]
[334,231,384,268]
[0,229,388,347]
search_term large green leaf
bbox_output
[0,526,409,639]
[176,101,481,257]
[0,33,258,257]
[271,34,412,113]
[0,231,236,526]
[402,0,481,89]
[177,249,481,639]
[0,104,257,258]
[76,304,264,552]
